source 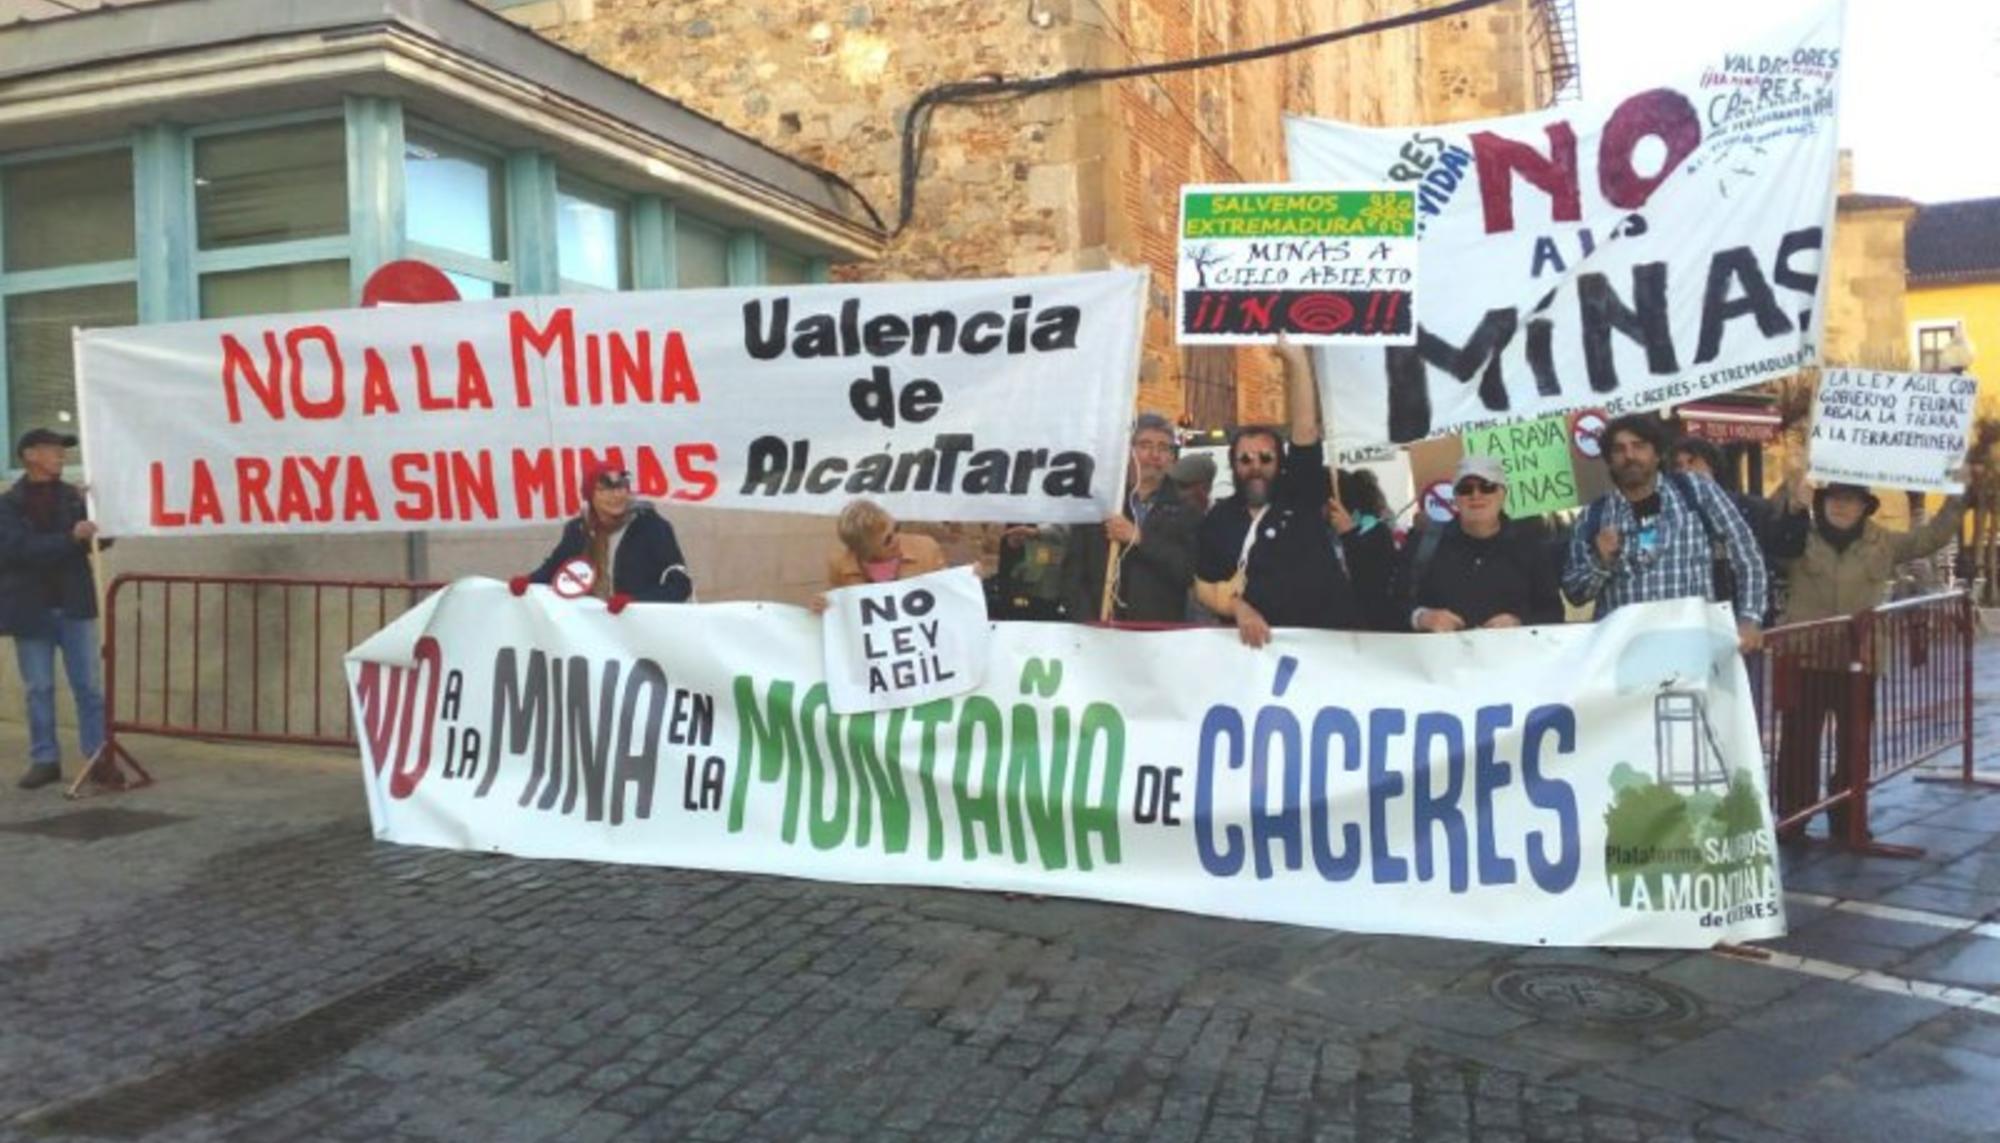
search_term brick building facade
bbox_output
[525,0,1565,427]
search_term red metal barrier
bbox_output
[1758,591,1977,857]
[101,574,441,768]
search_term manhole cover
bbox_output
[0,808,187,842]
[1489,965,1701,1027]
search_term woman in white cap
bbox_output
[1400,455,1564,632]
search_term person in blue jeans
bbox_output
[0,428,107,790]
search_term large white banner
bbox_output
[76,272,1146,536]
[1287,1,1844,458]
[348,584,1785,948]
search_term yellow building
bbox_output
[1906,197,2000,415]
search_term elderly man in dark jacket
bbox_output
[0,429,108,789]
[1063,413,1196,624]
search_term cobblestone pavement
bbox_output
[2,647,1998,1142]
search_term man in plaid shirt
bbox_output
[1563,415,1768,653]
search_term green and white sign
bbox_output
[1463,415,1581,517]
[1176,184,1418,346]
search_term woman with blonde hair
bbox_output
[809,499,947,611]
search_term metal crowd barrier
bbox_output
[93,576,1978,842]
[1758,591,1976,857]
[100,574,442,768]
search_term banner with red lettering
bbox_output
[1285,0,1844,457]
[75,271,1145,536]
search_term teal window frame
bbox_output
[0,96,846,470]
[403,118,515,297]
[187,108,354,318]
[554,171,634,294]
[0,139,142,469]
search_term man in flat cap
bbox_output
[0,428,108,789]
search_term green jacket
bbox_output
[1778,500,1964,625]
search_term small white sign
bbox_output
[1808,369,1977,494]
[820,566,990,714]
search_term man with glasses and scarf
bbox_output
[1194,339,1360,647]
[512,461,694,611]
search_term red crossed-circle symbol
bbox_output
[1420,480,1458,524]
[551,558,597,600]
[1570,409,1609,460]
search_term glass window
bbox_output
[766,248,811,286]
[1917,324,1960,372]
[4,284,137,443]
[406,133,507,262]
[3,149,135,272]
[675,218,729,288]
[556,180,629,290]
[194,121,347,250]
[200,260,350,319]
[445,272,506,300]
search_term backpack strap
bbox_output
[1665,470,1722,545]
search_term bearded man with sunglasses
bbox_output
[512,461,694,612]
[1194,339,1359,647]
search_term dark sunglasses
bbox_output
[1454,478,1501,496]
[595,470,632,489]
[1234,451,1277,466]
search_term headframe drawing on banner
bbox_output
[74,271,1148,536]
[1286,0,1846,462]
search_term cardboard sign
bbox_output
[1808,368,1976,493]
[1569,409,1608,460]
[820,566,989,714]
[1176,185,1418,345]
[1420,480,1457,523]
[1463,415,1580,517]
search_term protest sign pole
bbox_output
[1100,443,1136,622]
[65,533,148,799]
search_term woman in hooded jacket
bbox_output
[1771,481,1963,838]
[1778,483,1963,625]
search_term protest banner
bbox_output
[349,585,1785,948]
[1285,1,1845,460]
[820,566,989,715]
[76,271,1146,536]
[1176,185,1418,345]
[1462,415,1580,516]
[1808,368,1976,493]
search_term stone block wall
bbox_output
[536,0,1553,424]
[1825,200,1919,372]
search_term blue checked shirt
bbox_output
[1562,473,1769,623]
